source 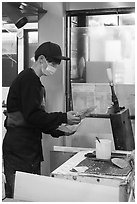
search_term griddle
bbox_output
[76,157,132,176]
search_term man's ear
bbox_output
[38,55,45,63]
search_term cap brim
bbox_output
[54,56,70,60]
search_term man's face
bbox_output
[47,61,58,69]
[41,58,59,76]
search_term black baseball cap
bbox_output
[35,41,70,61]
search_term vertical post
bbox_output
[65,15,73,111]
[76,15,86,82]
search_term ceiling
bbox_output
[2,2,47,24]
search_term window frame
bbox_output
[65,7,135,111]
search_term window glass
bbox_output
[70,13,135,84]
[2,32,18,87]
[119,13,135,25]
[28,31,38,68]
[88,15,118,26]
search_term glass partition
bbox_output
[70,24,135,84]
[65,8,135,111]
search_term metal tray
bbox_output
[77,157,132,176]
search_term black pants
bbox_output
[3,158,41,198]
[3,127,43,198]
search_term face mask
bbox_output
[42,64,57,76]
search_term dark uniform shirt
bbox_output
[3,68,67,166]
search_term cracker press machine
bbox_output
[87,68,135,151]
[106,68,135,151]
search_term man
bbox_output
[2,41,81,198]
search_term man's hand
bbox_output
[57,124,80,136]
[67,111,81,125]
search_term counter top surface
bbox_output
[51,149,132,180]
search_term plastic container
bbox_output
[96,139,111,160]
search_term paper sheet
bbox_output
[57,106,97,135]
[75,106,97,119]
